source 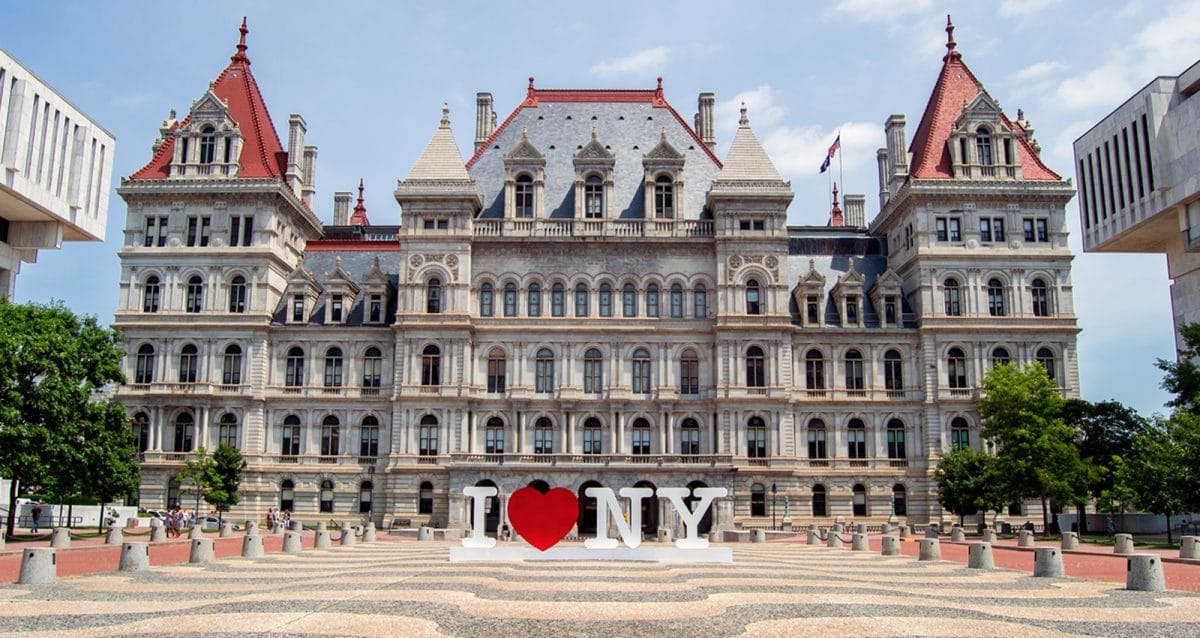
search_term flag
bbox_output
[819,134,841,174]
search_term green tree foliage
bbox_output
[979,363,1090,532]
[178,446,216,520]
[0,300,136,537]
[1113,412,1194,544]
[208,444,247,521]
[1157,322,1200,413]
[1062,399,1148,532]
[934,447,1007,524]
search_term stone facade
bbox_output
[115,20,1079,535]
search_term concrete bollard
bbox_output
[1181,536,1199,559]
[925,526,939,540]
[968,542,995,569]
[826,532,843,548]
[188,526,204,540]
[417,526,433,541]
[105,526,124,545]
[289,520,303,532]
[852,533,869,551]
[951,527,965,542]
[0,532,4,552]
[1126,554,1166,592]
[982,528,997,544]
[341,527,357,546]
[314,529,332,549]
[832,522,845,533]
[1061,531,1079,550]
[50,528,71,549]
[881,536,901,556]
[751,529,766,543]
[899,526,910,539]
[1018,529,1035,548]
[362,525,376,543]
[316,521,327,532]
[150,525,167,542]
[282,531,302,553]
[707,531,720,543]
[918,538,941,561]
[807,523,819,533]
[1113,533,1134,554]
[1033,547,1064,577]
[806,530,821,545]
[656,528,671,543]
[880,523,892,534]
[119,542,150,572]
[241,533,264,558]
[18,548,56,584]
[189,538,215,564]
[219,522,233,538]
[855,523,867,535]
[245,520,257,534]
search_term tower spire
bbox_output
[231,17,250,65]
[349,179,370,226]
[943,14,961,62]
[829,182,844,227]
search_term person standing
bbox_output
[30,501,43,533]
[1106,513,1116,539]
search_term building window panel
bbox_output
[584,348,603,394]
[693,284,707,318]
[487,349,507,394]
[631,348,651,394]
[535,348,555,394]
[479,283,494,317]
[807,419,827,459]
[847,419,866,459]
[746,417,767,458]
[551,283,565,317]
[679,352,699,395]
[285,347,305,387]
[421,345,441,386]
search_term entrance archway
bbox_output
[577,480,602,535]
[685,480,713,534]
[473,479,500,536]
[528,479,550,494]
[634,480,658,538]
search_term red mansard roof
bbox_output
[131,19,287,180]
[907,20,1060,181]
[465,77,722,169]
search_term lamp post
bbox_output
[771,481,778,531]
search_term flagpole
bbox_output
[837,129,844,204]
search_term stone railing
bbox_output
[473,218,714,239]
[446,453,734,467]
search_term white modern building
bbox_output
[0,47,114,300]
[1073,58,1200,343]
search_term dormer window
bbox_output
[654,175,674,218]
[574,128,615,219]
[514,175,534,218]
[975,127,993,165]
[292,294,305,322]
[503,129,546,218]
[584,175,604,219]
[199,126,217,164]
[330,294,344,322]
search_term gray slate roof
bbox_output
[271,250,399,326]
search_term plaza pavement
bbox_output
[2,535,1200,637]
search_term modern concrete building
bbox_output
[0,47,115,300]
[115,18,1079,535]
[1073,58,1200,343]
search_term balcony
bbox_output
[447,453,735,467]
[267,385,392,399]
[473,218,714,239]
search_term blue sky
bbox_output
[3,0,1197,417]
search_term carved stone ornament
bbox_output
[410,254,424,268]
[728,255,743,270]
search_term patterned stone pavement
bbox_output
[1,539,1198,637]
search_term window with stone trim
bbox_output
[528,281,542,317]
[886,419,906,459]
[987,278,1006,316]
[185,276,204,313]
[285,347,305,387]
[947,347,968,388]
[807,419,827,459]
[584,348,603,394]
[222,344,243,385]
[135,344,156,384]
[143,276,161,312]
[680,418,700,455]
[479,282,494,317]
[950,417,970,451]
[178,344,199,383]
[362,347,383,388]
[679,350,699,395]
[421,345,441,386]
[228,275,247,313]
[320,415,340,456]
[746,416,767,458]
[1031,278,1050,316]
[943,278,962,316]
[324,347,344,387]
[420,415,439,456]
[847,419,866,459]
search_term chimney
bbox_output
[286,113,307,196]
[885,114,908,195]
[301,146,317,208]
[696,92,716,149]
[844,194,866,228]
[475,93,495,151]
[333,191,352,226]
[876,148,890,210]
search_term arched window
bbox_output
[746,416,767,458]
[359,480,374,513]
[679,349,699,395]
[320,415,340,456]
[805,349,825,390]
[975,126,993,165]
[680,418,700,455]
[693,283,707,318]
[584,174,604,218]
[319,479,334,513]
[503,282,517,317]
[514,174,534,218]
[583,347,603,394]
[132,412,151,453]
[281,415,301,455]
[426,278,442,314]
[847,418,867,459]
[631,347,651,394]
[143,276,161,313]
[280,479,295,512]
[622,282,637,317]
[534,416,553,454]
[285,346,305,387]
[987,278,1005,316]
[852,483,868,516]
[750,483,766,517]
[575,283,589,317]
[812,484,827,517]
[222,344,242,385]
[535,348,555,393]
[669,283,684,318]
[887,418,906,459]
[485,416,504,454]
[807,419,827,459]
[583,417,602,454]
[1031,278,1050,316]
[645,283,660,318]
[745,279,762,315]
[1036,347,1057,383]
[324,347,344,387]
[178,344,199,383]
[419,414,438,456]
[631,417,651,455]
[479,282,494,317]
[654,174,674,218]
[884,349,903,392]
[173,412,194,452]
[362,347,383,389]
[950,417,970,451]
[746,346,765,388]
[992,346,1011,368]
[947,347,968,389]
[199,125,216,164]
[228,275,247,313]
[943,278,961,316]
[551,282,565,317]
[135,344,156,384]
[844,349,864,391]
[360,416,379,457]
[486,347,506,394]
[421,345,441,386]
[185,275,204,313]
[527,281,542,317]
[418,481,434,514]
[892,484,907,516]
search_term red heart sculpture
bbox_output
[507,486,579,551]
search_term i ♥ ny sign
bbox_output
[461,485,728,551]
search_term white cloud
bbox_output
[1048,119,1095,166]
[715,85,789,137]
[761,121,883,179]
[589,46,670,78]
[1011,60,1066,83]
[831,0,933,21]
[997,0,1061,18]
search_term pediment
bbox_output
[188,90,234,127]
[504,129,545,163]
[362,256,391,288]
[286,265,323,292]
[957,92,1003,127]
[799,259,827,287]
[643,129,685,162]
[575,129,615,162]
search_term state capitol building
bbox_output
[115,18,1079,536]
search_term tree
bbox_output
[934,447,1007,525]
[81,401,142,532]
[177,446,216,521]
[208,444,247,522]
[1062,399,1148,533]
[978,363,1090,533]
[1157,322,1200,414]
[0,300,134,537]
[1113,413,1191,544]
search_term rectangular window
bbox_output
[584,359,602,394]
[936,217,947,242]
[503,287,517,317]
[330,295,344,322]
[487,357,506,393]
[679,359,699,395]
[369,295,383,323]
[144,216,156,247]
[1023,218,1035,242]
[1036,219,1048,242]
[884,296,897,325]
[806,295,820,324]
[186,216,198,247]
[583,428,601,455]
[807,429,826,459]
[230,216,240,246]
[242,216,253,246]
[551,286,564,317]
[693,288,707,318]
[199,217,211,246]
[980,218,991,242]
[632,428,651,455]
[949,218,961,241]
[574,286,588,317]
[845,298,858,325]
[282,427,300,455]
[291,295,305,322]
[360,427,379,457]
[485,428,503,454]
[599,288,613,317]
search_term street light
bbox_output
[771,481,778,530]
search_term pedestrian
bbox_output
[1106,513,1116,539]
[30,500,43,533]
